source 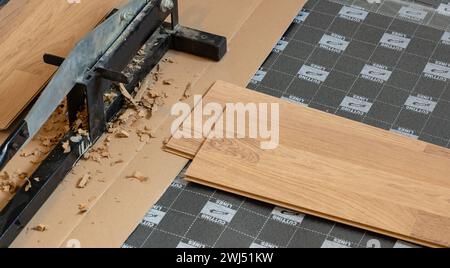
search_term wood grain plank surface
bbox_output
[0,0,127,129]
[184,81,450,247]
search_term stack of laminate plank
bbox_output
[165,80,450,248]
[0,0,126,130]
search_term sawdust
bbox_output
[180,82,192,101]
[24,178,32,192]
[77,174,91,189]
[163,137,169,145]
[77,129,89,137]
[163,79,174,85]
[119,83,138,106]
[0,172,16,193]
[126,171,149,182]
[162,57,175,63]
[32,224,48,232]
[62,141,71,154]
[104,92,118,103]
[78,203,89,214]
[110,159,124,167]
[115,130,130,138]
[51,58,174,185]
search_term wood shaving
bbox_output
[163,79,174,85]
[104,92,118,103]
[24,178,32,192]
[78,128,89,136]
[118,110,136,123]
[82,152,91,160]
[180,82,192,101]
[116,130,130,138]
[34,177,40,182]
[62,141,71,154]
[163,138,169,145]
[0,179,16,194]
[78,203,89,214]
[119,83,138,106]
[32,224,48,232]
[17,171,28,180]
[163,57,175,63]
[127,171,149,182]
[77,174,91,189]
[110,159,124,166]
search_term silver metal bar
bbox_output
[24,0,151,139]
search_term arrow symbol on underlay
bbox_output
[348,102,366,108]
[305,71,324,77]
[387,38,405,44]
[368,70,386,76]
[210,209,229,216]
[412,101,431,107]
[431,68,449,74]
[405,10,422,16]
[325,40,343,46]
[346,10,363,16]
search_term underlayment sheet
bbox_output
[125,0,450,248]
[333,0,450,31]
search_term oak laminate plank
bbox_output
[184,81,450,247]
[0,0,127,129]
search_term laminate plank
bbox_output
[184,80,450,247]
[0,0,127,129]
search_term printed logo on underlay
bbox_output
[404,94,437,114]
[321,238,353,248]
[423,62,450,81]
[171,177,188,189]
[398,6,428,22]
[437,3,450,17]
[250,241,278,248]
[177,239,207,248]
[338,6,368,22]
[270,207,305,226]
[141,205,166,227]
[366,239,381,248]
[393,240,415,248]
[442,32,450,45]
[339,95,373,116]
[200,200,237,225]
[273,38,289,53]
[250,69,267,84]
[298,64,330,84]
[319,33,349,53]
[390,127,419,139]
[360,64,392,83]
[281,95,309,106]
[379,32,411,51]
[294,9,310,24]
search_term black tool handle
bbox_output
[171,25,227,61]
[0,120,29,171]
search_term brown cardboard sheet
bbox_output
[9,0,305,247]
